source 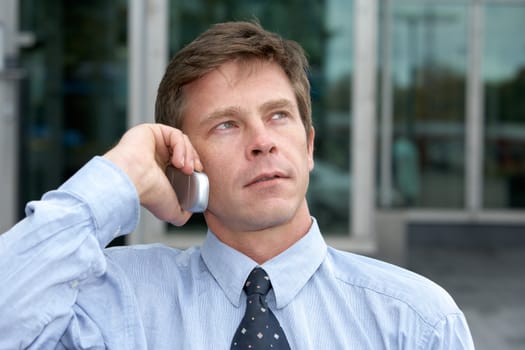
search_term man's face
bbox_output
[182,60,314,235]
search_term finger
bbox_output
[194,149,204,172]
[145,123,172,166]
[183,136,203,173]
[181,134,196,174]
[168,210,193,227]
[162,195,193,227]
[144,191,193,226]
[165,128,187,169]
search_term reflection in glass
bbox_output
[483,4,525,208]
[18,1,128,216]
[387,3,468,208]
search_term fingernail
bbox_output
[193,160,199,172]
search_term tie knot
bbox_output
[244,267,271,296]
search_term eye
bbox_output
[271,111,289,120]
[215,120,236,130]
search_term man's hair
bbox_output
[155,21,312,137]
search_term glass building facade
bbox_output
[1,0,524,253]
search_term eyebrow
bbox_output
[202,98,296,125]
[259,98,295,114]
[206,106,243,122]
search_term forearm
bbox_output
[0,157,139,348]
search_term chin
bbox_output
[206,196,307,232]
[250,216,291,231]
[241,205,299,231]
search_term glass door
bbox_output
[18,1,128,219]
[483,2,525,209]
[380,1,469,209]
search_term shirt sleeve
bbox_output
[424,312,476,350]
[0,156,140,349]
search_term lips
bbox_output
[245,172,287,187]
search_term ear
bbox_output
[307,127,315,171]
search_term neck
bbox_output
[206,207,313,264]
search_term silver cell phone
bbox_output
[166,166,209,213]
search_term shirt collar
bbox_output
[201,218,327,309]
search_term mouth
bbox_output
[245,172,287,187]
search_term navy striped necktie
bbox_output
[231,267,291,349]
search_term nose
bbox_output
[246,124,277,159]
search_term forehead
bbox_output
[181,60,297,127]
[187,59,292,94]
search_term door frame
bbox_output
[0,0,21,232]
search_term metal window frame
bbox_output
[465,0,484,211]
[351,0,379,249]
[127,0,168,244]
[0,0,20,233]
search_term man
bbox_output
[0,21,474,349]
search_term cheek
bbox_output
[194,142,220,172]
[196,136,242,171]
[200,153,233,190]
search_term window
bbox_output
[18,1,128,216]
[382,2,468,208]
[483,2,525,208]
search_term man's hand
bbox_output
[103,123,203,225]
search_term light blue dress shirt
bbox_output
[0,157,474,349]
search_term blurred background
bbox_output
[0,0,524,348]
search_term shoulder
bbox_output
[105,243,199,263]
[103,243,204,283]
[324,247,461,325]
